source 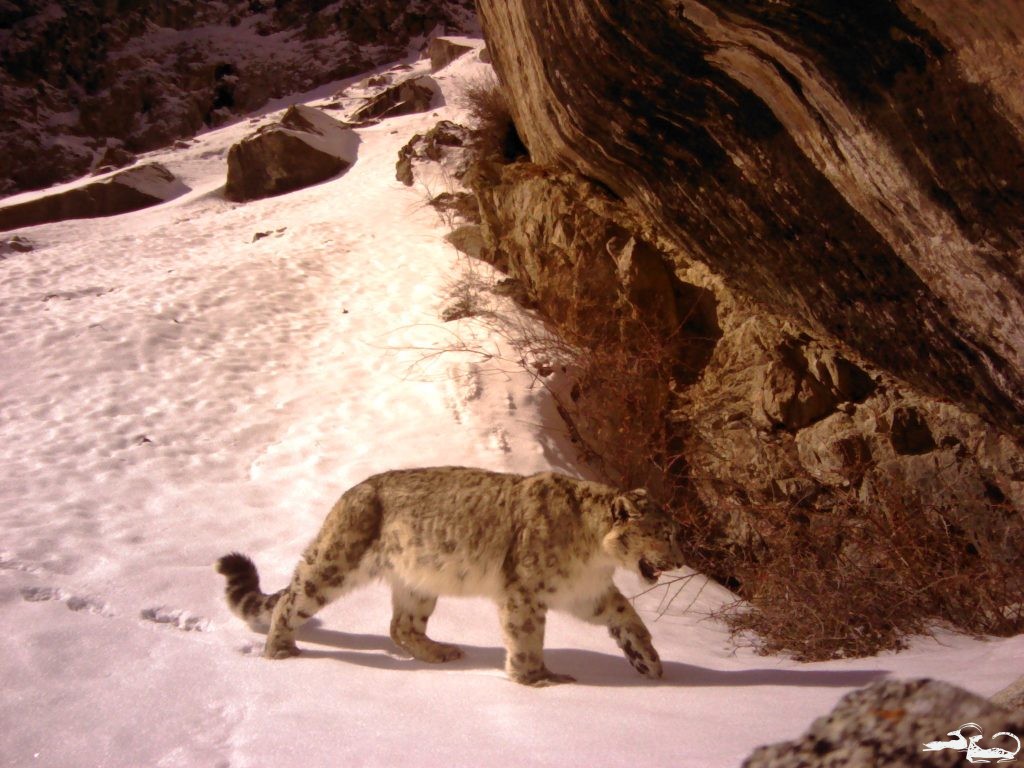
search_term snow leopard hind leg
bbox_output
[389,582,464,663]
[264,485,382,659]
[220,482,381,659]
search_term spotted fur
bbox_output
[216,466,685,686]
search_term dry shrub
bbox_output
[711,486,1024,660]
[556,326,683,491]
[460,73,529,163]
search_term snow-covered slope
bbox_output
[1,39,1021,768]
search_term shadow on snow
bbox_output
[286,624,888,689]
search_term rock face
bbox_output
[476,0,1024,441]
[0,0,474,196]
[744,679,1024,767]
[0,163,188,231]
[473,2,1024,568]
[225,105,359,202]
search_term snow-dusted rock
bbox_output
[224,105,359,202]
[0,0,475,196]
[993,677,1024,713]
[350,76,441,124]
[744,679,1024,767]
[395,119,472,186]
[0,163,188,231]
[429,36,475,71]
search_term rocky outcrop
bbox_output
[350,76,441,124]
[395,120,473,186]
[428,36,475,71]
[225,105,358,202]
[744,679,1024,767]
[471,153,1024,564]
[993,677,1024,712]
[0,163,188,231]
[476,0,1024,441]
[0,0,474,196]
[472,2,1024,598]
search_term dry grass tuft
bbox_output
[460,73,529,164]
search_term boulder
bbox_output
[92,144,137,175]
[444,224,484,257]
[428,191,480,224]
[744,679,1024,767]
[350,76,439,124]
[395,119,473,186]
[0,235,34,255]
[428,36,474,71]
[224,105,359,202]
[993,677,1024,712]
[0,163,189,232]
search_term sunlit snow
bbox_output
[1,36,1021,768]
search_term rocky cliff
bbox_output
[0,0,474,196]
[471,0,1024,652]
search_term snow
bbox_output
[1,37,1022,768]
[277,105,360,163]
[114,164,192,201]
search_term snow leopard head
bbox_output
[604,488,686,584]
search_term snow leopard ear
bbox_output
[613,488,649,523]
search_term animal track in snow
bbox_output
[41,287,113,302]
[20,586,113,617]
[444,362,483,424]
[237,641,263,657]
[487,427,511,454]
[0,553,41,575]
[140,606,211,632]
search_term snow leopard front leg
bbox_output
[499,581,576,686]
[573,585,663,679]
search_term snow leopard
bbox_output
[216,466,686,686]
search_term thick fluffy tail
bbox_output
[215,552,283,628]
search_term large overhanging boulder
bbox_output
[475,0,1024,442]
[470,2,1024,636]
[0,163,188,232]
[224,105,359,202]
